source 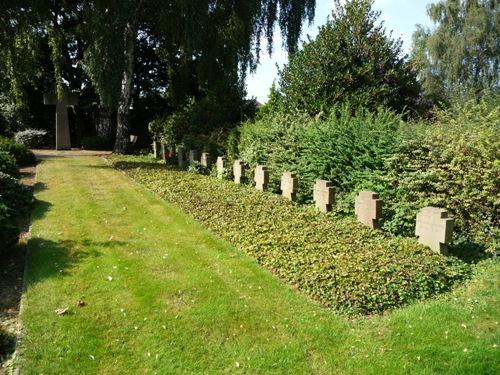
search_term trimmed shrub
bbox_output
[0,172,32,248]
[0,151,20,178]
[110,156,470,314]
[236,106,402,203]
[14,128,48,148]
[355,100,500,252]
[0,136,36,166]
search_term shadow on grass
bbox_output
[25,237,128,288]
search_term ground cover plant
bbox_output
[19,156,499,374]
[110,155,469,315]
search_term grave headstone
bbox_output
[43,91,78,150]
[200,152,211,168]
[189,150,197,163]
[177,146,185,168]
[233,160,245,184]
[313,180,335,212]
[152,141,161,158]
[355,191,383,229]
[280,172,298,201]
[254,165,269,191]
[415,207,454,254]
[216,156,225,178]
[161,143,167,161]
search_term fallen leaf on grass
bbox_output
[55,307,69,316]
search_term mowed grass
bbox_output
[18,156,499,374]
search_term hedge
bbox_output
[0,151,20,178]
[110,156,470,314]
[0,136,36,166]
[0,172,32,249]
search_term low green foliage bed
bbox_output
[110,156,469,314]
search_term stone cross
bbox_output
[177,146,185,168]
[233,160,245,184]
[355,191,383,229]
[313,180,335,212]
[216,156,225,178]
[189,150,198,163]
[43,91,78,150]
[415,207,454,255]
[254,165,269,191]
[200,152,211,168]
[280,172,298,201]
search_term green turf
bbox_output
[18,156,499,374]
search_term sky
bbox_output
[246,0,436,103]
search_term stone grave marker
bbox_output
[355,191,383,229]
[415,207,454,255]
[44,91,78,150]
[216,156,225,178]
[280,172,298,201]
[233,160,245,184]
[177,146,185,168]
[254,165,269,191]
[313,180,335,212]
[152,141,161,158]
[201,152,211,168]
[189,150,198,163]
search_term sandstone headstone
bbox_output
[233,160,245,184]
[189,150,197,163]
[254,165,269,191]
[177,146,185,168]
[216,156,225,178]
[160,143,167,161]
[44,91,78,150]
[152,141,161,158]
[200,152,211,167]
[355,191,383,229]
[415,207,454,254]
[313,180,335,212]
[280,172,298,201]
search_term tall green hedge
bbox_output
[353,101,500,252]
[236,105,402,203]
[110,156,469,314]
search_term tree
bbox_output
[82,0,317,153]
[275,0,421,116]
[412,0,499,103]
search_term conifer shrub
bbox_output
[0,136,36,166]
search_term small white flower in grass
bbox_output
[235,362,240,368]
[134,326,138,330]
[89,354,95,360]
[107,276,113,281]
[461,324,467,329]
[147,352,151,357]
[463,348,468,352]
[416,356,421,361]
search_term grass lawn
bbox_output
[18,156,499,374]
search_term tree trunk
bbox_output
[114,20,137,154]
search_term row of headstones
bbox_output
[155,145,454,255]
